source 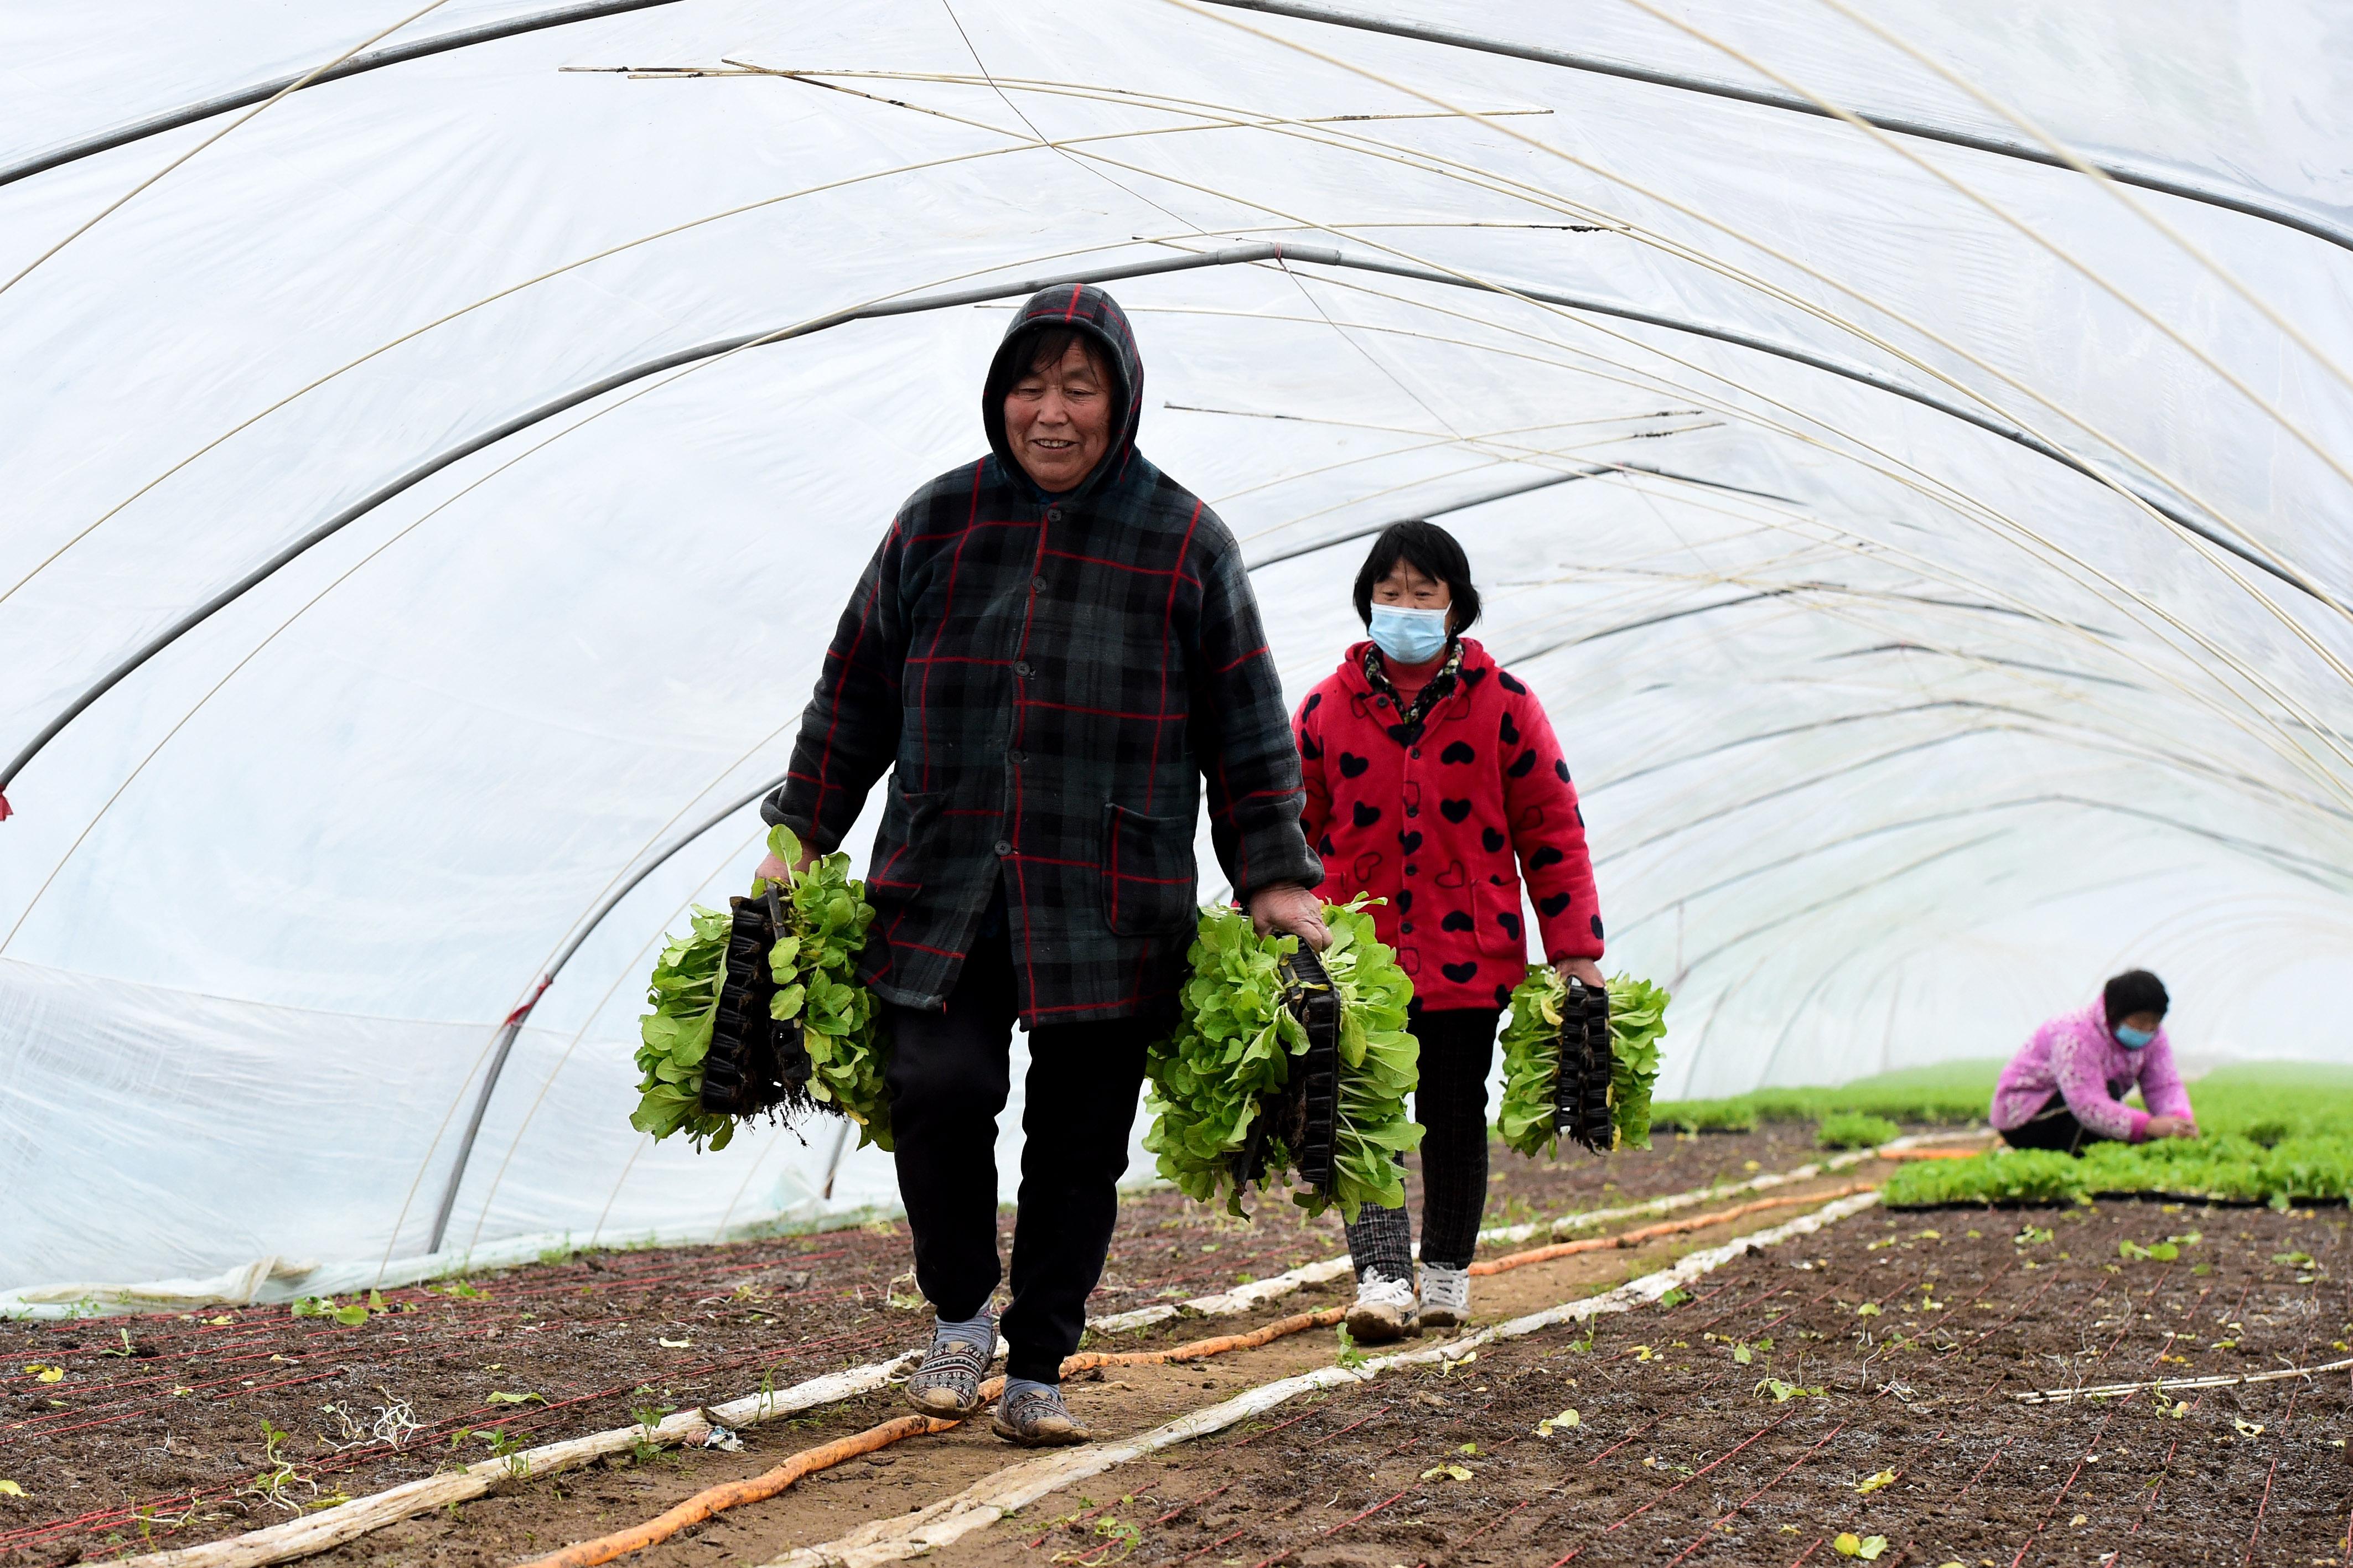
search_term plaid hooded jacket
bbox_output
[764,284,1320,1024]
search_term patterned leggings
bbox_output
[1344,1006,1501,1276]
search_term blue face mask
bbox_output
[2114,1023,2155,1049]
[1368,604,1450,665]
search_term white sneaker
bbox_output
[1419,1265,1471,1330]
[1345,1267,1420,1343]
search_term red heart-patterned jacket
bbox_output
[1293,638,1603,1012]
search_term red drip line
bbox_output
[1787,1536,1827,1567]
[1955,1434,2013,1499]
[1173,1525,1247,1564]
[1312,1486,1411,1541]
[1662,1421,1849,1566]
[1548,1415,1791,1565]
[1688,1281,1787,1337]
[2243,1457,2279,1568]
[2126,1436,2179,1538]
[1307,1403,1394,1448]
[1150,1481,1232,1526]
[1229,1406,1317,1447]
[1968,1264,2074,1342]
[2007,1408,2115,1568]
[1454,1498,1530,1549]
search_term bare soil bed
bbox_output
[940,1198,2352,1567]
[0,1125,1818,1563]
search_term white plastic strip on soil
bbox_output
[110,1143,1948,1568]
[1089,1129,1980,1333]
[759,1190,1886,1567]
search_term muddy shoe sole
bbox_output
[1345,1300,1419,1343]
[992,1394,1091,1447]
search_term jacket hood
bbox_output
[983,283,1143,500]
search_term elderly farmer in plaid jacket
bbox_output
[755,284,1325,1446]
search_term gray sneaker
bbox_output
[905,1331,992,1418]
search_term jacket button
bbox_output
[1046,508,1062,522]
[1410,749,1421,759]
[1404,864,1418,876]
[1009,750,1026,765]
[1401,922,1414,935]
[1406,806,1418,818]
[994,840,1013,856]
[1032,575,1048,591]
[1015,661,1032,677]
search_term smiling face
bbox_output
[1003,338,1113,492]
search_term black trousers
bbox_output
[882,923,1152,1384]
[1344,1005,1501,1275]
[2000,1093,2112,1155]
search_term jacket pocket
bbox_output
[1101,802,1199,936]
[1471,879,1527,959]
[870,784,942,894]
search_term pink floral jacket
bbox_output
[1990,999,2192,1142]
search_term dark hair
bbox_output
[1351,520,1481,634]
[1018,325,1109,380]
[2103,969,2169,1027]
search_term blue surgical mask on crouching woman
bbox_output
[1369,604,1450,665]
[2114,1023,2155,1049]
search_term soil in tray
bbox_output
[0,1123,1832,1563]
[928,1199,2352,1567]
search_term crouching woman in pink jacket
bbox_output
[1991,969,2197,1153]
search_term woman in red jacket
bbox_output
[1294,521,1604,1341]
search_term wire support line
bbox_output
[0,0,456,299]
[1117,12,2353,702]
[12,235,2303,818]
[0,0,689,189]
[790,63,2336,620]
[1193,0,2353,257]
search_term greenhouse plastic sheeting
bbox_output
[4,0,2351,1294]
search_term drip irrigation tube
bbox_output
[1195,0,2353,258]
[0,0,690,189]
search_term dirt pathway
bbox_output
[296,1173,1874,1567]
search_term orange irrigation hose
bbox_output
[514,1309,1350,1568]
[1466,1183,1872,1275]
[1066,1305,1349,1372]
[514,1400,986,1568]
[516,1187,1867,1568]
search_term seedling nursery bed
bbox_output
[936,1199,2352,1568]
[0,1124,1823,1564]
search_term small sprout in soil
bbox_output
[1831,1533,1888,1559]
[1419,1463,1473,1482]
[485,1391,546,1405]
[1333,1325,1369,1370]
[1658,1287,1693,1310]
[1856,1468,1896,1494]
[0,1481,24,1498]
[1534,1409,1579,1436]
[1754,1377,1823,1402]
